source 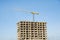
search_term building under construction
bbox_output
[17,21,47,40]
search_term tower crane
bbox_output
[30,12,39,22]
[16,9,39,22]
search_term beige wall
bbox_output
[17,21,47,40]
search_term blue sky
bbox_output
[0,0,60,40]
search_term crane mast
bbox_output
[31,12,39,22]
